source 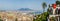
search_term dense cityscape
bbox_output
[0,0,60,21]
[0,10,34,21]
[0,8,41,21]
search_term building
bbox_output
[48,0,60,21]
[0,10,34,21]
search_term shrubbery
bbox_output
[33,12,49,21]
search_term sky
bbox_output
[0,0,56,11]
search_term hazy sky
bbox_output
[0,0,56,10]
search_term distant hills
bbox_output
[18,8,33,11]
[18,8,42,14]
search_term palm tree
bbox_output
[42,2,47,12]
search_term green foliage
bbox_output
[56,1,60,5]
[33,12,49,21]
[42,2,47,9]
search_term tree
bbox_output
[33,12,49,21]
[33,2,48,21]
[56,0,60,5]
[42,2,47,12]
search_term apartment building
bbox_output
[0,11,34,21]
[48,1,60,21]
